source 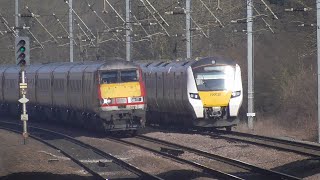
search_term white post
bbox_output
[15,0,19,36]
[69,0,73,62]
[186,0,192,59]
[19,68,29,144]
[126,0,131,61]
[247,0,254,129]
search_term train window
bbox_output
[77,80,81,91]
[46,80,50,90]
[53,79,58,92]
[182,61,189,66]
[143,73,147,86]
[100,71,118,84]
[194,66,235,91]
[120,70,138,82]
[39,79,49,91]
[155,62,164,67]
[162,62,170,67]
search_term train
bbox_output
[138,56,243,131]
[0,59,146,133]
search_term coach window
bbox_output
[120,70,138,82]
[100,71,118,84]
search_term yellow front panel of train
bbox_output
[100,82,141,98]
[199,91,232,107]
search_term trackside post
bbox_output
[15,36,30,144]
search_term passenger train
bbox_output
[0,59,146,133]
[139,57,243,130]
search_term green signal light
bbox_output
[19,47,26,53]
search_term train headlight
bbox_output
[106,98,112,104]
[189,93,200,99]
[231,91,241,98]
[100,98,112,105]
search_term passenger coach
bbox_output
[0,59,146,133]
[139,57,243,130]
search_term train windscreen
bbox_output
[120,70,138,82]
[100,71,118,84]
[100,69,138,84]
[194,65,235,91]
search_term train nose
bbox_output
[204,107,222,118]
[198,91,232,107]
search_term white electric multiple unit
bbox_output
[139,57,243,130]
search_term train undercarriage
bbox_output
[1,102,145,134]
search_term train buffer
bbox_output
[160,147,184,156]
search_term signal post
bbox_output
[15,36,30,144]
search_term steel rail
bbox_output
[147,125,320,158]
[205,130,320,158]
[137,135,301,180]
[106,136,245,180]
[0,121,163,180]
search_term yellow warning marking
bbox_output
[20,83,27,89]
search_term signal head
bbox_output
[17,59,26,66]
[17,46,26,53]
[18,53,26,59]
[17,40,26,46]
[15,37,30,66]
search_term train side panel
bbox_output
[163,64,175,113]
[36,65,61,106]
[186,66,203,119]
[149,70,158,110]
[3,67,20,103]
[3,67,20,116]
[68,65,86,110]
[83,71,98,112]
[141,63,158,111]
[25,65,44,104]
[52,64,76,108]
[143,61,194,125]
[83,64,101,113]
[156,68,165,112]
[0,66,10,103]
[229,64,243,117]
[172,64,188,114]
[174,68,184,113]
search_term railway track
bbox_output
[1,119,312,179]
[203,130,320,158]
[148,125,320,158]
[107,134,301,180]
[0,121,163,180]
